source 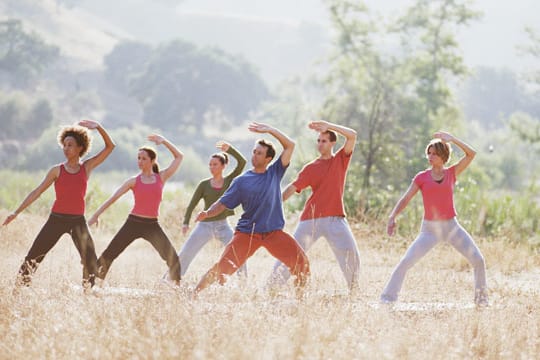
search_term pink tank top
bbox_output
[131,174,163,218]
[51,164,87,215]
[414,166,457,220]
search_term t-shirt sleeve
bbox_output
[337,147,352,168]
[292,164,311,192]
[447,165,457,184]
[413,171,424,188]
[270,155,287,179]
[219,177,241,210]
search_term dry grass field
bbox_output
[0,210,538,359]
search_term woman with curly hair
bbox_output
[3,120,115,291]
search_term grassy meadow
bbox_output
[0,202,539,359]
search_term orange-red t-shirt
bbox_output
[294,148,352,221]
[414,165,457,220]
[51,164,87,215]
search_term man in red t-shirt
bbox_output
[269,120,360,292]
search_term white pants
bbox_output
[270,216,360,290]
[381,217,487,301]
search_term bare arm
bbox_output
[2,166,59,226]
[433,131,476,177]
[282,183,298,202]
[387,181,420,236]
[248,122,295,167]
[148,134,183,183]
[80,120,115,176]
[309,120,357,155]
[88,177,135,226]
[195,201,227,222]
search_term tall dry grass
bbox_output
[0,209,538,359]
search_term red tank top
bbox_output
[51,164,87,215]
[131,174,163,218]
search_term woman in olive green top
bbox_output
[175,141,247,277]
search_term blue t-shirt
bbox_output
[219,156,287,233]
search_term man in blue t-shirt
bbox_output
[194,122,310,293]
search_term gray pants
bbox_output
[381,217,487,301]
[270,216,360,290]
[178,219,247,277]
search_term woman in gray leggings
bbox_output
[380,131,488,306]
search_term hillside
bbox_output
[0,0,128,70]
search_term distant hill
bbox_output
[0,0,128,71]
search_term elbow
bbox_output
[288,139,296,150]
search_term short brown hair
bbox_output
[425,139,451,164]
[322,130,337,142]
[58,125,91,157]
[257,139,276,160]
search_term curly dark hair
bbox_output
[58,125,92,157]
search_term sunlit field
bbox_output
[0,209,538,359]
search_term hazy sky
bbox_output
[177,0,540,72]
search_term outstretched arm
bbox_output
[248,122,295,167]
[148,134,183,183]
[387,182,420,236]
[282,183,298,202]
[195,201,227,222]
[80,120,115,176]
[309,120,357,155]
[2,166,59,226]
[88,178,135,226]
[433,131,476,177]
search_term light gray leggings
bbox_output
[270,216,360,290]
[381,217,487,301]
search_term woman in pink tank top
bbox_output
[380,131,488,306]
[3,120,115,292]
[88,134,183,286]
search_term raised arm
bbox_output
[148,134,183,183]
[79,120,115,176]
[217,141,246,179]
[248,122,295,166]
[309,120,357,155]
[2,166,59,226]
[387,181,420,236]
[433,131,476,177]
[88,177,135,226]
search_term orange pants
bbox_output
[206,230,310,288]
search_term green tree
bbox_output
[395,0,480,124]
[320,1,409,215]
[511,27,540,143]
[0,19,60,87]
[129,40,269,133]
[104,41,154,93]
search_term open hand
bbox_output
[216,140,230,152]
[147,134,165,145]
[248,122,273,134]
[308,120,330,133]
[78,120,100,130]
[433,131,453,143]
